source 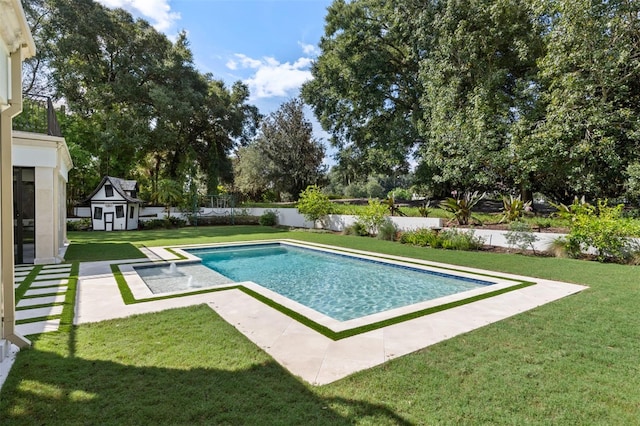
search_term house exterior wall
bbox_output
[13,132,72,264]
[1,0,38,377]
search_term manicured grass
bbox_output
[2,226,639,423]
[63,242,146,262]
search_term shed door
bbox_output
[104,212,114,231]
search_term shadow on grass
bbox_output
[0,350,412,425]
[2,306,411,425]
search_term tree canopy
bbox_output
[303,0,640,202]
[21,0,260,203]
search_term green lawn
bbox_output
[2,226,639,424]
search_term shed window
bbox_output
[105,184,114,197]
[129,206,135,219]
[93,206,103,220]
[115,205,124,218]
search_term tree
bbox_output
[22,0,259,201]
[253,98,326,200]
[519,0,640,201]
[301,0,423,178]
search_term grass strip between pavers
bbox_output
[58,262,79,332]
[14,265,43,303]
[15,316,61,325]
[111,261,535,341]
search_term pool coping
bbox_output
[118,239,533,336]
[75,240,589,385]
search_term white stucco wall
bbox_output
[13,132,72,264]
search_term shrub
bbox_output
[355,198,388,235]
[417,201,432,218]
[440,191,484,225]
[399,228,441,247]
[565,199,640,262]
[376,219,398,241]
[500,195,532,223]
[505,221,539,253]
[439,229,485,251]
[67,218,91,231]
[297,185,335,228]
[167,216,186,228]
[547,237,570,258]
[387,187,412,200]
[259,210,278,226]
[344,222,369,236]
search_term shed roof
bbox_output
[85,176,144,204]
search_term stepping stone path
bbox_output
[14,264,73,337]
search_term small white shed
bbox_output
[86,176,143,231]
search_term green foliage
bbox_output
[344,222,370,237]
[376,219,398,241]
[399,228,441,248]
[355,199,389,236]
[400,228,484,251]
[417,201,432,218]
[66,218,91,231]
[505,221,539,253]
[304,0,640,201]
[439,229,485,251]
[625,162,640,204]
[258,210,278,227]
[440,191,484,225]
[388,188,412,201]
[565,200,640,262]
[500,195,532,223]
[383,196,406,217]
[297,185,335,227]
[252,98,326,200]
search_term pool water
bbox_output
[187,243,493,321]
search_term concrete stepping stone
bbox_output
[24,286,68,296]
[14,266,33,272]
[29,279,69,287]
[15,305,63,321]
[16,320,61,336]
[42,264,72,270]
[33,273,69,280]
[14,276,26,283]
[17,294,66,308]
[14,270,31,277]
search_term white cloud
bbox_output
[96,0,180,32]
[226,44,318,100]
[298,42,320,56]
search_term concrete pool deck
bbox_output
[74,251,587,386]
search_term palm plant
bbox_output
[440,191,484,225]
[500,195,532,223]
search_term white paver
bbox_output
[42,264,72,270]
[14,271,31,277]
[17,294,66,308]
[33,273,69,280]
[24,286,68,297]
[30,279,69,287]
[75,256,587,385]
[16,305,63,321]
[16,320,61,336]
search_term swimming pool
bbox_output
[184,242,496,321]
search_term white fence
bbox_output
[71,206,569,251]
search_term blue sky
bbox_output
[96,0,334,158]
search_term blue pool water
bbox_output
[187,243,493,322]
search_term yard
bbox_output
[1,226,638,424]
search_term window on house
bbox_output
[129,206,135,219]
[130,190,137,198]
[115,205,124,218]
[93,206,103,219]
[105,184,114,197]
